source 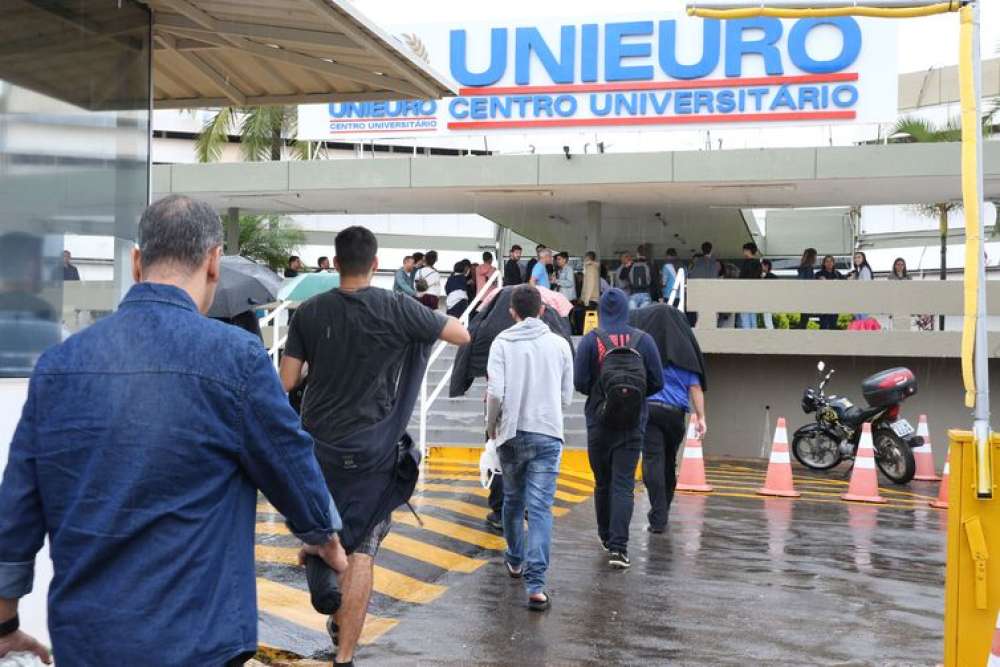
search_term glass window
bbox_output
[0,1,151,376]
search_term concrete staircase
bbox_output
[408,338,590,450]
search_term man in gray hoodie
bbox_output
[485,285,574,611]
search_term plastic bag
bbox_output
[0,652,48,667]
[479,438,502,488]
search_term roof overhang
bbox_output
[142,0,455,108]
[0,0,454,111]
[151,143,1000,257]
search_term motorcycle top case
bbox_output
[861,367,917,407]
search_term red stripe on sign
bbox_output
[447,110,856,131]
[330,116,438,121]
[458,72,859,97]
[326,128,439,134]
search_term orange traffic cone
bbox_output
[929,448,950,510]
[757,418,800,498]
[841,423,886,504]
[913,415,942,481]
[675,415,713,493]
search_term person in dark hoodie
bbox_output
[574,288,663,569]
[630,305,707,533]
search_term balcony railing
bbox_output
[685,279,1000,358]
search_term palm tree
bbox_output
[194,106,322,163]
[231,214,305,272]
[892,114,995,329]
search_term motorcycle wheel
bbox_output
[873,428,916,485]
[791,430,842,470]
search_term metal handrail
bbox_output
[667,267,687,311]
[259,301,291,370]
[418,268,503,457]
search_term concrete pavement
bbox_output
[257,459,947,666]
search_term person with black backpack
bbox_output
[574,288,663,569]
[629,255,653,310]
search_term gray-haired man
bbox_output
[0,195,346,666]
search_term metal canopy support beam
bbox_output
[296,0,442,99]
[174,50,246,105]
[152,13,362,52]
[224,36,425,97]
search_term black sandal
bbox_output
[505,561,523,579]
[528,592,550,611]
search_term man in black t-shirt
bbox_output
[280,227,469,666]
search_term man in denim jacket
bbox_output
[0,195,346,667]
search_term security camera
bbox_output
[563,145,571,160]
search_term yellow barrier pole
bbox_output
[957,1,992,498]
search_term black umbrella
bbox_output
[629,304,707,390]
[207,255,282,318]
[449,285,573,398]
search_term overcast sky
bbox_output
[353,0,1000,75]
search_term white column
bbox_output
[586,201,602,260]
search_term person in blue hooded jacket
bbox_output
[574,288,663,569]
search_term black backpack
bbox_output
[593,329,647,430]
[631,264,650,292]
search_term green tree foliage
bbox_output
[194,106,322,163]
[231,215,305,272]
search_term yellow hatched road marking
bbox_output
[392,511,507,550]
[424,465,596,493]
[380,533,486,574]
[427,458,597,485]
[415,496,569,519]
[256,519,290,534]
[701,481,920,506]
[254,544,445,604]
[417,481,589,504]
[255,577,397,645]
[679,490,916,510]
[704,469,936,501]
[254,512,487,574]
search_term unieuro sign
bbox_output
[297,14,896,140]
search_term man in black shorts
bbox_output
[280,227,469,666]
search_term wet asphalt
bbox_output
[357,479,947,666]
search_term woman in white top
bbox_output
[849,251,873,281]
[416,250,443,298]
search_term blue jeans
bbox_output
[498,431,563,596]
[739,312,757,329]
[629,292,651,311]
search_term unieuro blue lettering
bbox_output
[788,18,861,74]
[554,95,577,116]
[515,26,575,85]
[470,96,488,119]
[725,18,783,77]
[675,90,692,114]
[449,97,469,119]
[449,17,865,86]
[831,84,859,107]
[604,21,654,82]
[716,89,736,113]
[769,85,795,110]
[328,100,437,118]
[581,24,599,82]
[798,86,820,109]
[658,19,720,80]
[450,28,506,86]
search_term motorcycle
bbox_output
[791,361,923,485]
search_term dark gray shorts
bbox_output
[353,516,392,557]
